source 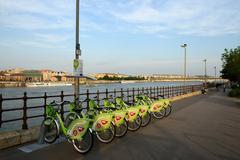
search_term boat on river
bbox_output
[25,82,72,87]
[120,80,136,84]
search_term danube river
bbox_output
[0,81,202,131]
[0,81,202,97]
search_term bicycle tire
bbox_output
[141,112,151,127]
[164,105,172,117]
[115,119,128,137]
[96,122,116,143]
[152,108,166,119]
[128,115,142,131]
[41,117,58,144]
[72,129,93,154]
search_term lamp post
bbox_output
[181,44,187,87]
[214,66,217,84]
[74,0,81,106]
[203,59,207,89]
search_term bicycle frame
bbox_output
[135,95,166,113]
[103,99,127,127]
[115,98,141,122]
[45,104,92,141]
[68,100,115,133]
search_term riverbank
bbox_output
[0,82,25,88]
[0,79,219,88]
[0,80,121,88]
[0,90,202,150]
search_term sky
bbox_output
[0,0,240,76]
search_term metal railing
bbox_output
[0,84,202,130]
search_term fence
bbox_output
[0,84,202,130]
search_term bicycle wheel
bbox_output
[141,112,151,127]
[41,118,58,143]
[115,119,128,137]
[152,108,165,119]
[96,122,116,143]
[128,115,142,131]
[65,112,80,128]
[72,130,93,154]
[164,105,172,117]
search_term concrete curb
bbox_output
[170,91,201,102]
[0,126,40,150]
[0,91,201,150]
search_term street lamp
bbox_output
[181,44,187,87]
[203,59,207,89]
[214,66,217,84]
[74,0,81,106]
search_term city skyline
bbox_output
[0,67,220,78]
[1,0,240,76]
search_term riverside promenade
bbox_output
[0,89,240,160]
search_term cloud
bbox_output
[0,41,12,47]
[34,33,71,43]
[0,14,73,30]
[17,40,57,49]
[1,0,229,75]
[135,25,167,34]
[83,0,240,36]
[0,0,74,17]
[2,0,239,36]
[0,0,74,30]
[0,0,103,49]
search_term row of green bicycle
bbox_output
[39,94,172,154]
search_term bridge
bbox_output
[0,88,240,160]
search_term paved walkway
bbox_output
[1,90,240,160]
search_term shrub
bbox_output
[229,87,240,98]
[231,83,240,89]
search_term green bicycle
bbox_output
[115,97,142,131]
[150,94,172,117]
[40,100,93,153]
[135,93,172,118]
[65,98,116,144]
[134,98,152,127]
[102,97,128,137]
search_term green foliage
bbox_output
[221,46,240,82]
[231,83,240,89]
[229,87,240,98]
[98,75,145,81]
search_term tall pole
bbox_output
[203,59,207,89]
[181,44,187,87]
[184,46,186,86]
[214,66,217,84]
[74,0,81,105]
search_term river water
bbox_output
[0,81,202,131]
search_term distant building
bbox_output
[4,68,24,74]
[23,70,43,82]
[52,71,67,81]
[41,70,76,82]
[41,70,53,81]
[7,73,25,81]
[0,68,74,82]
[91,73,129,79]
[0,72,6,81]
[194,75,214,78]
[147,74,185,80]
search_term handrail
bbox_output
[0,84,203,130]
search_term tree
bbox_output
[221,46,240,82]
